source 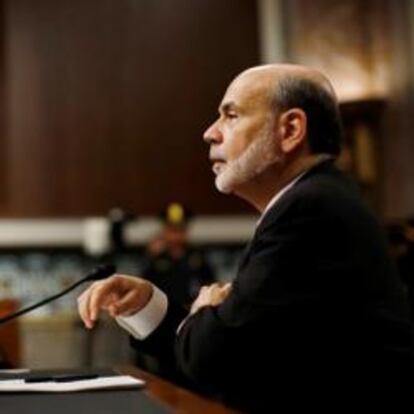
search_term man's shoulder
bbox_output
[257,160,369,238]
[271,161,357,213]
[294,160,358,198]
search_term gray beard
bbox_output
[215,122,281,194]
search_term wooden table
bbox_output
[118,366,239,413]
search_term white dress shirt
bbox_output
[115,285,168,340]
[256,171,306,228]
[116,165,320,340]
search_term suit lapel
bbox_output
[237,159,336,272]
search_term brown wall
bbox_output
[1,0,259,217]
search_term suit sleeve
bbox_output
[129,298,187,360]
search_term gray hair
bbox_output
[273,77,343,156]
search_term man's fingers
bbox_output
[77,275,150,327]
[88,277,121,322]
[221,283,232,295]
[101,292,121,309]
[200,283,218,294]
[111,289,141,316]
[77,289,93,329]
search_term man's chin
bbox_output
[214,176,233,194]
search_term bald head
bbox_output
[228,64,343,156]
[239,64,337,98]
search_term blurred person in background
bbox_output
[143,203,215,310]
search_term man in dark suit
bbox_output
[78,64,413,409]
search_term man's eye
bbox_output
[226,112,238,119]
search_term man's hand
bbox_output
[190,282,232,315]
[77,274,153,329]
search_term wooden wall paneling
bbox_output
[0,0,7,212]
[4,0,259,217]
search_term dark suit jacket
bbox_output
[133,160,413,409]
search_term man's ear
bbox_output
[277,108,307,154]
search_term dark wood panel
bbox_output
[3,0,259,216]
[0,1,6,207]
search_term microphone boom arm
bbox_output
[0,264,115,325]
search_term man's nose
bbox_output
[203,120,222,144]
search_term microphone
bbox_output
[0,264,116,325]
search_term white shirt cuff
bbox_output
[115,284,168,340]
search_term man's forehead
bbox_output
[220,72,272,110]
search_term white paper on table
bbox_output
[0,375,145,393]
